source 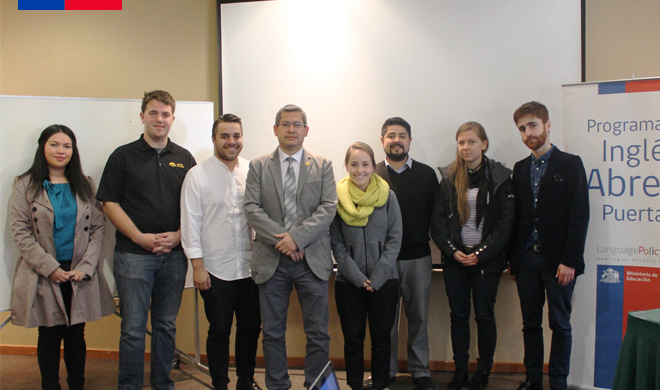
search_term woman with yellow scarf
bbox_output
[330,142,403,390]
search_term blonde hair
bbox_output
[450,122,488,226]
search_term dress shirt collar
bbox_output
[385,156,413,173]
[531,144,554,165]
[278,147,304,164]
[212,154,243,172]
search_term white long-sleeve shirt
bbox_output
[181,155,252,280]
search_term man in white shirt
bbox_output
[181,114,262,390]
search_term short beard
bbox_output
[386,151,408,162]
[525,125,549,151]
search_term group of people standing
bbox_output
[9,91,589,390]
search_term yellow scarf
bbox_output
[337,173,390,226]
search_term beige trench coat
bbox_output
[9,175,115,328]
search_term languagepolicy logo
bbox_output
[19,0,121,10]
[596,245,660,266]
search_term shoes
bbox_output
[363,375,397,389]
[462,370,489,390]
[516,382,542,390]
[414,375,437,390]
[447,370,468,390]
[363,376,373,389]
[236,378,263,390]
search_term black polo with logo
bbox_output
[97,134,196,255]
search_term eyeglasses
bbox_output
[278,121,305,129]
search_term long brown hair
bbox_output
[450,121,488,226]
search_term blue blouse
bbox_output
[43,181,77,262]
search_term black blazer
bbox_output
[508,147,590,277]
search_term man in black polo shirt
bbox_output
[372,117,439,390]
[97,90,196,390]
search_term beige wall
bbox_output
[2,0,659,370]
[585,0,660,82]
[0,0,219,114]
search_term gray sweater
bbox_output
[329,190,402,291]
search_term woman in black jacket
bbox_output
[431,122,514,390]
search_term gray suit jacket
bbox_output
[244,148,338,284]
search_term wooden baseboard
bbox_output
[0,345,38,356]
[428,361,538,373]
[1,345,140,361]
[1,345,547,373]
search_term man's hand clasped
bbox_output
[274,232,304,261]
[136,231,181,254]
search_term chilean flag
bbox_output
[19,0,122,10]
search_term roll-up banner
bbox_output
[563,78,660,389]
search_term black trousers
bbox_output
[199,275,262,389]
[443,264,501,373]
[37,261,86,390]
[335,279,399,390]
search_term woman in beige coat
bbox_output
[9,124,114,390]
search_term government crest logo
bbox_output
[600,268,620,283]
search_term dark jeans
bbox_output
[443,264,501,373]
[114,251,187,390]
[199,275,261,389]
[38,261,86,390]
[516,249,575,390]
[335,279,399,390]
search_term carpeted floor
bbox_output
[0,354,548,389]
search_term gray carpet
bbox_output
[0,354,548,389]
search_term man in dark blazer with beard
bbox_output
[508,101,589,390]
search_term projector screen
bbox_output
[220,0,581,177]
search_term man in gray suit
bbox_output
[243,104,338,390]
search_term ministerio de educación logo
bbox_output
[600,268,621,284]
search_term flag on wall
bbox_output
[19,0,122,10]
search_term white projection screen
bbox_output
[221,0,581,177]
